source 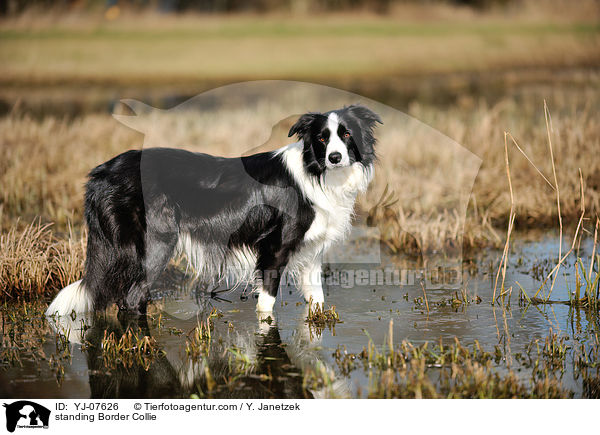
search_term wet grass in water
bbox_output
[331,322,574,398]
[2,291,599,398]
[100,326,163,371]
[185,308,221,361]
[0,301,73,383]
[305,301,342,339]
[306,301,341,327]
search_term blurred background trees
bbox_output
[0,0,527,16]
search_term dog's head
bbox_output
[288,104,382,177]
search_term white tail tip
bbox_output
[45,280,93,317]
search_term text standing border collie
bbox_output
[46,105,382,317]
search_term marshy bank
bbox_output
[1,83,600,397]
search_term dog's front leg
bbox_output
[299,259,324,308]
[255,236,298,313]
[256,285,277,313]
[256,266,281,313]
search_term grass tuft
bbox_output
[0,219,85,301]
[101,326,163,371]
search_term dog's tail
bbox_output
[45,280,93,317]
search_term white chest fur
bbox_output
[278,142,373,252]
[302,178,355,246]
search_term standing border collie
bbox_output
[46,105,382,317]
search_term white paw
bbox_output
[256,291,276,312]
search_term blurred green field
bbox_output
[1,14,599,85]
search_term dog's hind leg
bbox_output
[125,230,178,314]
[78,211,145,315]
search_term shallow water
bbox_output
[1,230,598,399]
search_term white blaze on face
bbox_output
[325,112,350,169]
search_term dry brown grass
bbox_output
[4,86,598,237]
[0,114,139,228]
[368,86,600,254]
[0,219,85,301]
[445,97,600,226]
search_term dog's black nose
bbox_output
[328,152,342,164]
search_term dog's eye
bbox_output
[343,132,351,138]
[319,137,325,143]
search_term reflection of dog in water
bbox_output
[81,309,348,399]
[3,401,51,433]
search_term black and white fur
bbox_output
[46,105,382,317]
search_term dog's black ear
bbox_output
[347,105,383,126]
[288,112,319,138]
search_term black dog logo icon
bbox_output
[3,401,50,432]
